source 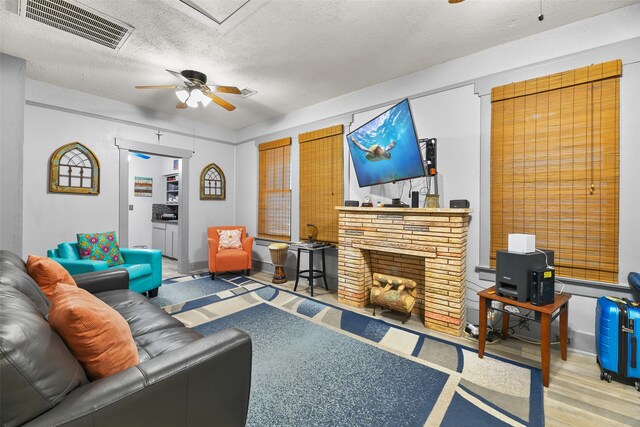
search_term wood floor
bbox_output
[161,257,180,279]
[251,271,640,426]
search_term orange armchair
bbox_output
[207,226,254,279]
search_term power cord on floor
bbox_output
[462,329,502,345]
[508,334,561,346]
[466,308,562,346]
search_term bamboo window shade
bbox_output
[258,137,292,240]
[299,125,344,243]
[490,59,621,283]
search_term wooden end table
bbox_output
[477,285,571,387]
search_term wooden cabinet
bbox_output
[152,222,166,251]
[151,221,179,259]
[165,223,179,259]
[166,174,179,205]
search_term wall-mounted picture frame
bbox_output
[200,163,225,200]
[134,176,153,197]
[49,142,100,195]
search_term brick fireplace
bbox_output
[336,207,471,336]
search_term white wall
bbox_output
[22,80,236,270]
[188,140,236,265]
[128,154,166,248]
[234,5,640,353]
[0,53,25,254]
[23,106,121,254]
[618,61,640,287]
[235,141,258,238]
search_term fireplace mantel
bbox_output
[336,206,472,336]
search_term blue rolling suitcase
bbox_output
[596,296,640,391]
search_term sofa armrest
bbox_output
[119,248,160,265]
[243,236,254,270]
[242,236,254,256]
[207,238,219,272]
[119,248,162,288]
[73,268,129,294]
[23,328,252,427]
[49,257,109,275]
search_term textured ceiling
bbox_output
[1,0,638,130]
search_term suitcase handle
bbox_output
[632,334,637,370]
[631,318,637,370]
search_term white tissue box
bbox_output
[508,234,536,254]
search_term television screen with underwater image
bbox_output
[347,99,425,188]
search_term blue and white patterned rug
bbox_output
[161,274,544,427]
[150,273,237,308]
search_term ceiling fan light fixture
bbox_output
[186,93,199,108]
[176,89,189,102]
[139,69,237,111]
[199,91,212,107]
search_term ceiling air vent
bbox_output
[20,0,134,50]
[240,88,257,98]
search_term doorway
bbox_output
[128,151,181,278]
[116,138,193,275]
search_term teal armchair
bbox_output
[47,242,162,296]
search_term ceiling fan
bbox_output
[135,69,241,111]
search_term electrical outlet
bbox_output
[491,301,502,309]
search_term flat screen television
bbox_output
[347,99,425,188]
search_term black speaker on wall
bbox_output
[411,191,419,208]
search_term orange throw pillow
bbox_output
[48,284,139,380]
[26,255,77,300]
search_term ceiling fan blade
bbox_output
[203,90,235,111]
[207,85,241,94]
[166,69,192,85]
[135,85,178,89]
[176,101,187,109]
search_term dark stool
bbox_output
[294,245,329,297]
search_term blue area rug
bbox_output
[149,273,237,308]
[167,276,544,426]
[196,303,447,426]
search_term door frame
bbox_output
[115,138,193,274]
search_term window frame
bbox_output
[257,137,292,241]
[298,124,344,244]
[489,59,621,283]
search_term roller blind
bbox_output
[490,59,621,283]
[258,137,291,240]
[299,125,344,243]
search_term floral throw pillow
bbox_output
[218,229,242,250]
[76,231,124,267]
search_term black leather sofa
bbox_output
[0,250,252,427]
